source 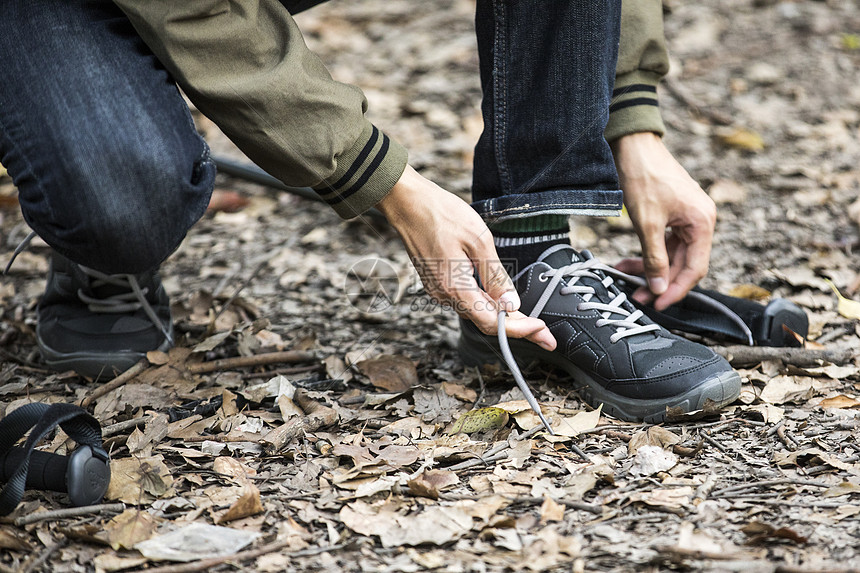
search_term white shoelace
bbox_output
[496,257,660,434]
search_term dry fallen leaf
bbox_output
[628,426,682,455]
[825,279,860,320]
[818,395,860,409]
[538,496,565,523]
[728,284,771,301]
[631,445,678,476]
[214,485,265,524]
[105,456,175,504]
[741,521,808,545]
[339,501,473,548]
[105,509,159,550]
[717,127,765,151]
[759,375,815,405]
[446,407,509,434]
[822,480,860,498]
[0,526,31,551]
[356,354,418,392]
[408,469,459,499]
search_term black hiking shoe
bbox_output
[36,253,173,380]
[458,245,741,423]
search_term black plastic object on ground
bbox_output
[0,403,110,515]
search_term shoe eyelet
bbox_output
[538,273,549,283]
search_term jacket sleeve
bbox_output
[605,0,670,143]
[112,0,407,219]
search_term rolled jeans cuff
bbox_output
[470,188,623,222]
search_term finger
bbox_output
[613,257,645,275]
[451,279,555,350]
[637,225,671,296]
[654,232,711,311]
[468,233,519,313]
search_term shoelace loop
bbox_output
[529,258,660,342]
[76,266,173,346]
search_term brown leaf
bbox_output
[408,469,459,499]
[105,456,174,504]
[539,497,565,523]
[628,426,682,455]
[376,444,421,468]
[214,485,264,524]
[356,354,418,392]
[0,526,32,551]
[741,521,808,545]
[294,389,338,426]
[728,284,771,301]
[442,382,477,403]
[819,395,860,409]
[105,509,159,550]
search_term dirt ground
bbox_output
[1,0,859,572]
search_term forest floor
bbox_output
[1,1,859,572]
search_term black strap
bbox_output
[0,403,105,516]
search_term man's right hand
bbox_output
[376,165,556,351]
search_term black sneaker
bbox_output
[36,253,173,380]
[458,245,741,423]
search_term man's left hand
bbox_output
[610,132,716,311]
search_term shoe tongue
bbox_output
[536,244,582,268]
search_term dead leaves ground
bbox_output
[2,0,860,571]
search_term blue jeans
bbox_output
[0,0,215,274]
[472,0,623,222]
[0,0,620,274]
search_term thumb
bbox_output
[473,240,519,313]
[640,227,670,296]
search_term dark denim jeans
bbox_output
[0,0,620,275]
[472,0,623,222]
[0,0,215,274]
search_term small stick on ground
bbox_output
[81,359,148,408]
[712,345,856,367]
[187,350,316,374]
[102,415,152,437]
[14,503,125,526]
[20,538,68,573]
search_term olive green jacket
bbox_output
[113,0,668,219]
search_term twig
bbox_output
[711,478,832,498]
[439,493,602,515]
[139,540,345,573]
[662,78,734,126]
[186,350,316,374]
[699,430,728,454]
[712,345,856,367]
[585,511,666,528]
[20,538,68,573]
[765,419,785,437]
[80,359,148,408]
[102,415,152,438]
[446,451,509,471]
[776,424,797,451]
[14,503,125,526]
[693,474,718,504]
[241,364,321,380]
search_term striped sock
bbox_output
[489,214,570,277]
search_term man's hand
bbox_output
[377,166,556,350]
[611,132,716,311]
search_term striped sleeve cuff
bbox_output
[605,70,667,143]
[313,122,408,219]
